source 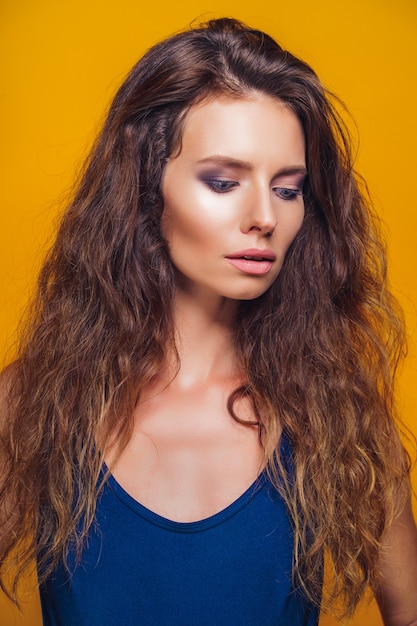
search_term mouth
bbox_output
[225,249,276,275]
[225,249,276,262]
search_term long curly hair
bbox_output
[0,17,410,617]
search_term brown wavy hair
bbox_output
[0,17,410,616]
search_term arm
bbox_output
[376,489,417,626]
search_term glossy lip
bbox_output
[225,248,276,261]
[225,249,276,276]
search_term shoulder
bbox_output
[375,486,417,625]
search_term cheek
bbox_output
[162,201,219,257]
[293,211,305,241]
[162,185,231,249]
[280,206,305,250]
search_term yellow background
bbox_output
[1,0,416,624]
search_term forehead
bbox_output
[174,94,305,166]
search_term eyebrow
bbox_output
[196,155,307,177]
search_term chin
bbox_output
[226,285,274,301]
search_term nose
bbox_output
[240,186,277,236]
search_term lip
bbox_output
[225,248,276,261]
[225,248,276,276]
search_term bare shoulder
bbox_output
[376,487,417,626]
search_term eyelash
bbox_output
[204,179,303,201]
[204,179,238,193]
[273,187,303,201]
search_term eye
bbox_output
[273,187,303,201]
[204,179,239,193]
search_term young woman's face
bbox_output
[161,95,306,303]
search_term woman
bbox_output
[1,17,416,625]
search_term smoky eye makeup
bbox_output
[201,177,239,193]
[272,171,306,193]
[195,162,307,196]
[272,187,303,201]
[197,168,240,193]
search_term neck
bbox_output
[167,288,240,390]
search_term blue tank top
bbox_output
[40,437,320,625]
